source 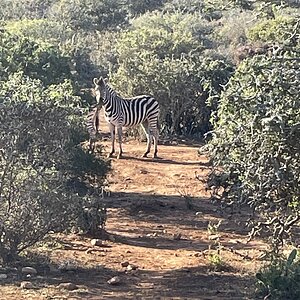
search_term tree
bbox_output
[112,11,233,136]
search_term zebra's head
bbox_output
[93,77,106,105]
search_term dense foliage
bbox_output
[112,11,233,135]
[0,74,110,263]
[256,249,300,299]
[205,16,300,248]
[0,31,71,86]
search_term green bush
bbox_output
[0,0,56,20]
[247,15,299,45]
[4,18,74,44]
[48,0,128,31]
[0,74,110,264]
[205,47,300,247]
[256,249,300,299]
[112,11,233,136]
[0,30,72,86]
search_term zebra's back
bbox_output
[120,96,159,127]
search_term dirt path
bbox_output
[1,139,267,300]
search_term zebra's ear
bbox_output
[93,77,100,86]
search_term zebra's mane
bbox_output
[104,82,123,100]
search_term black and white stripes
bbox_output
[87,77,159,158]
[86,105,101,152]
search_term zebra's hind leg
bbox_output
[153,129,159,158]
[116,126,123,159]
[141,122,151,158]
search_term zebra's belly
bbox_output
[104,114,116,124]
[104,112,148,127]
[104,115,124,127]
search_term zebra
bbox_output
[87,77,159,159]
[86,105,101,153]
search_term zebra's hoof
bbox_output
[117,153,123,159]
[142,153,148,158]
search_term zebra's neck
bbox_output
[102,85,124,118]
[103,85,119,105]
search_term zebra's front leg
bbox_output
[108,123,115,158]
[117,126,123,159]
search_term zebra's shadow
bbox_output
[113,155,207,166]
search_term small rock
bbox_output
[121,261,129,267]
[20,281,34,289]
[21,267,37,275]
[58,282,78,291]
[107,276,121,285]
[208,234,219,241]
[91,239,102,246]
[194,252,202,257]
[126,264,137,271]
[0,274,8,279]
[228,239,241,244]
[126,250,132,254]
[140,169,148,174]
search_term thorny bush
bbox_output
[0,75,110,264]
[205,45,300,250]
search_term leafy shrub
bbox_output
[112,11,233,136]
[163,0,205,13]
[127,0,167,15]
[0,0,56,20]
[0,74,110,264]
[4,21,101,91]
[247,15,299,45]
[215,8,256,60]
[4,18,74,44]
[256,249,300,299]
[48,0,128,32]
[205,46,300,248]
[0,30,71,86]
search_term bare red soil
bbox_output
[0,138,267,300]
